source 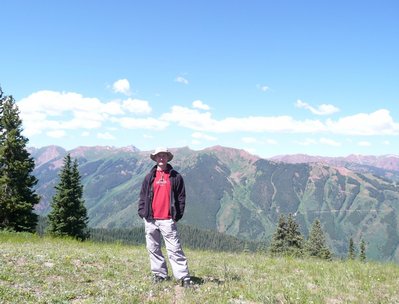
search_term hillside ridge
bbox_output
[30,145,399,262]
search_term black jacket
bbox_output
[138,164,186,221]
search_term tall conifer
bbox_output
[305,219,332,260]
[359,239,366,262]
[286,213,304,256]
[270,213,304,257]
[47,154,89,240]
[348,237,356,260]
[269,214,288,255]
[0,88,39,232]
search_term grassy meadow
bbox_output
[1,231,399,304]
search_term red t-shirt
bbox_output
[152,170,171,219]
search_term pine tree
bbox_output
[0,88,39,232]
[359,239,366,262]
[348,237,356,260]
[47,154,89,240]
[269,214,288,255]
[269,213,304,257]
[286,213,304,256]
[305,219,332,260]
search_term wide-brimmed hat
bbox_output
[150,147,174,162]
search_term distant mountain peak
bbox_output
[29,145,66,167]
[270,153,399,173]
[69,145,141,157]
[204,145,260,162]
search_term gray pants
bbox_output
[144,219,189,280]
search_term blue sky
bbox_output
[1,1,399,158]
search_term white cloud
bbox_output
[295,99,340,115]
[175,76,189,85]
[257,84,269,92]
[161,106,213,130]
[20,113,48,136]
[46,130,66,138]
[102,101,124,115]
[112,79,131,95]
[295,138,317,146]
[16,89,399,151]
[122,98,152,114]
[161,105,399,138]
[17,90,157,138]
[357,141,371,147]
[192,132,217,141]
[115,117,169,130]
[18,91,103,115]
[320,137,341,147]
[81,131,90,137]
[295,137,341,147]
[192,100,210,110]
[326,109,399,135]
[17,90,123,135]
[161,106,326,133]
[73,110,105,123]
[265,139,278,145]
[242,137,257,144]
[97,132,115,140]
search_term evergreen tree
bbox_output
[269,214,288,255]
[359,239,366,262]
[47,154,89,240]
[270,213,304,256]
[0,88,39,232]
[305,219,332,260]
[348,237,356,260]
[286,213,304,256]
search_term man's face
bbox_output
[155,153,169,166]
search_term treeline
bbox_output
[88,227,145,245]
[38,214,366,261]
[38,212,365,260]
[61,224,263,253]
[177,225,262,252]
[37,216,262,252]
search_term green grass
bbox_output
[1,231,399,303]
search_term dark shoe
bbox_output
[153,275,166,284]
[181,276,192,288]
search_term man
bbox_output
[138,147,192,287]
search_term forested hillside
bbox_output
[30,145,399,262]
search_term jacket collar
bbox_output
[151,163,173,174]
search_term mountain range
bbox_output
[29,145,399,262]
